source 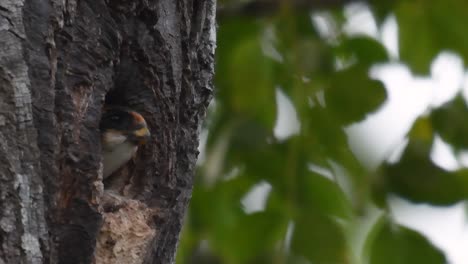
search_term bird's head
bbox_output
[100,107,151,179]
[100,107,151,149]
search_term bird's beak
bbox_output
[131,126,151,145]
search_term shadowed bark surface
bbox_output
[0,0,216,263]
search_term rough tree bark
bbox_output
[0,0,216,263]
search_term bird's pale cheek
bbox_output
[103,130,128,150]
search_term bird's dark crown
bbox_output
[100,106,147,132]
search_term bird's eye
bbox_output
[110,115,121,121]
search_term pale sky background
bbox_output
[241,3,468,264]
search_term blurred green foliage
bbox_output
[177,0,468,263]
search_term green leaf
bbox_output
[227,127,285,186]
[431,95,468,150]
[189,177,250,233]
[368,1,398,24]
[289,39,333,77]
[229,38,276,126]
[368,218,446,264]
[408,117,434,144]
[275,11,319,36]
[305,106,371,211]
[273,14,335,82]
[325,66,387,125]
[397,0,468,74]
[380,140,468,205]
[211,211,287,263]
[335,36,389,67]
[215,18,276,128]
[297,170,353,220]
[291,213,350,263]
[304,105,348,153]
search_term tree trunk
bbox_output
[0,0,216,263]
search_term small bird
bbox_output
[100,107,151,179]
